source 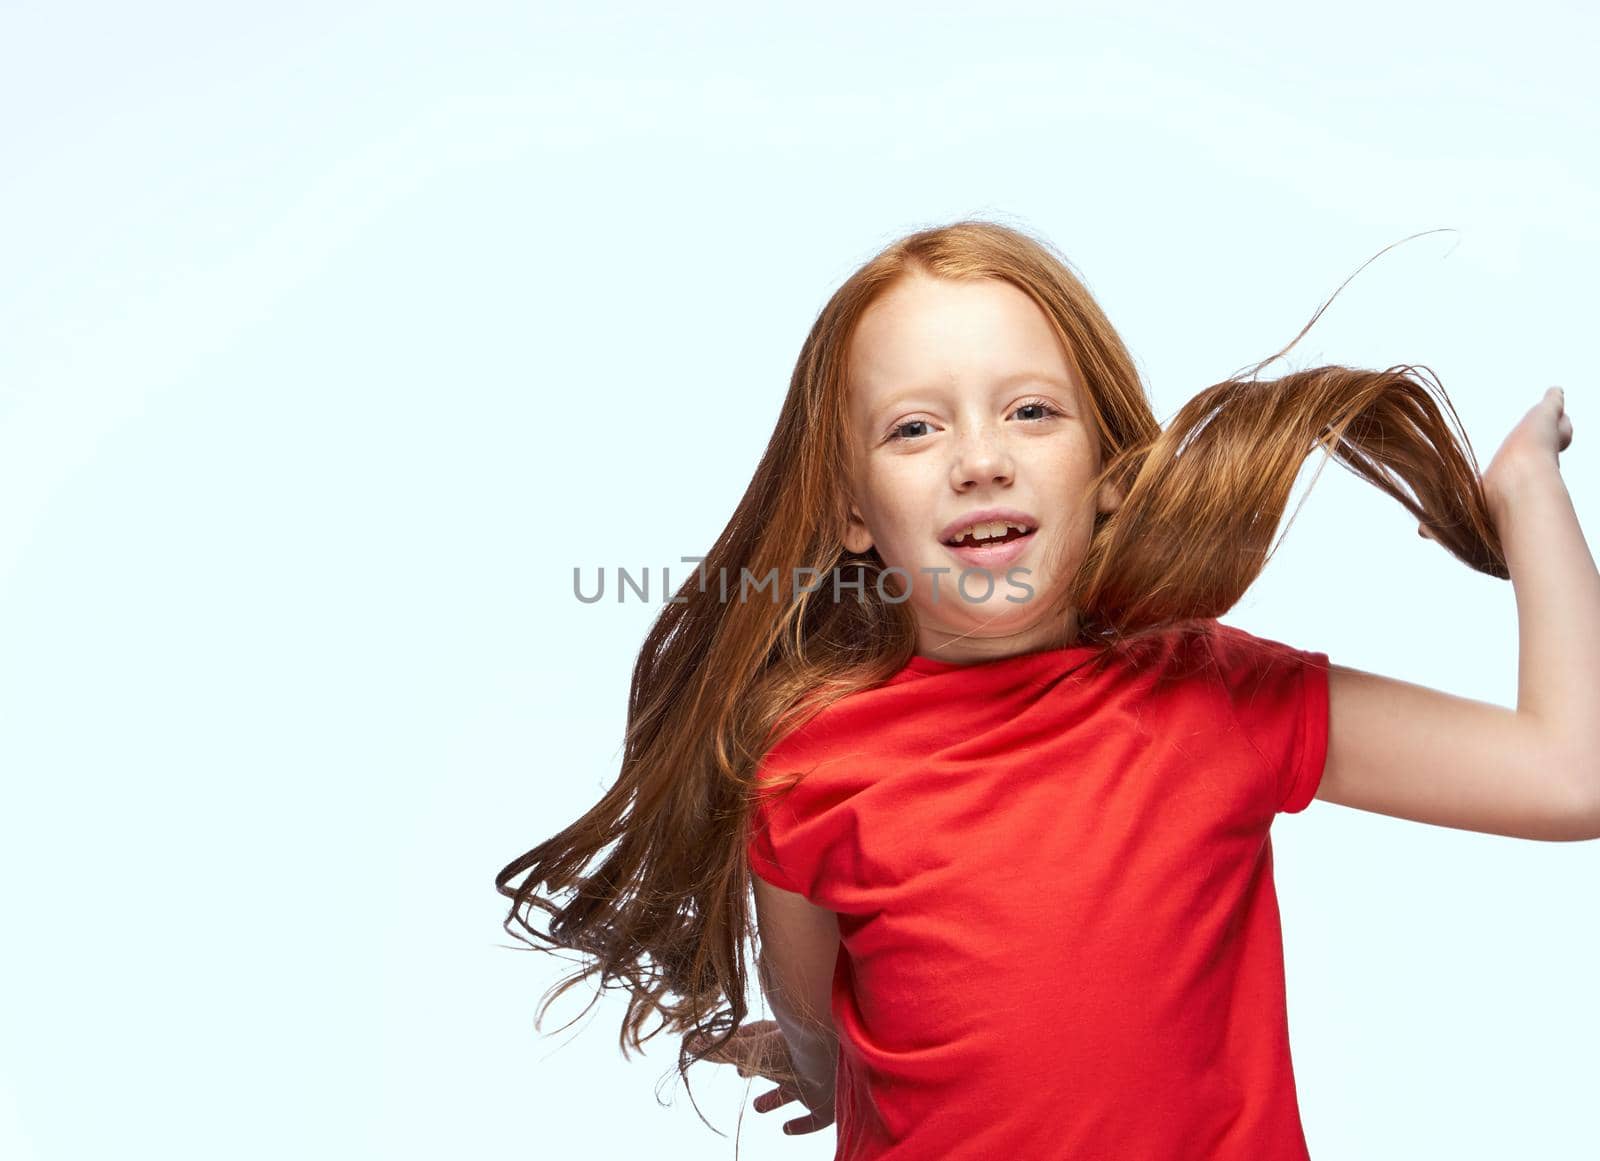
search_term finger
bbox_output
[754,1085,798,1113]
[688,1028,742,1055]
[783,1110,829,1135]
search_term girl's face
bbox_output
[843,273,1119,661]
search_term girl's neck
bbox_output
[913,610,1082,667]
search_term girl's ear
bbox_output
[843,502,875,554]
[1096,477,1124,515]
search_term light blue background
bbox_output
[2,2,1596,1158]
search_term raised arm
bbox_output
[1315,387,1600,841]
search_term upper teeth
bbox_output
[950,520,1032,544]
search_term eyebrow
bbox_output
[997,370,1076,393]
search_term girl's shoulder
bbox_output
[1196,618,1328,683]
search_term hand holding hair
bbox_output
[1423,386,1573,541]
[688,1019,837,1136]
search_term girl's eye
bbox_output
[885,400,1059,443]
[1013,398,1060,422]
[888,419,933,442]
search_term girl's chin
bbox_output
[906,591,1059,633]
[900,562,1051,610]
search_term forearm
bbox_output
[1492,461,1600,807]
[783,1022,839,1110]
[765,983,839,1108]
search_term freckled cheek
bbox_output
[882,518,934,563]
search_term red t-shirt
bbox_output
[746,618,1330,1160]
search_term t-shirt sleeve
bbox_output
[746,767,814,893]
[1206,621,1331,815]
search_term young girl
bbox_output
[496,220,1594,1159]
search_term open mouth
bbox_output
[940,520,1037,548]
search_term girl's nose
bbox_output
[952,433,1014,488]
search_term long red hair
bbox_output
[494,219,1504,1124]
